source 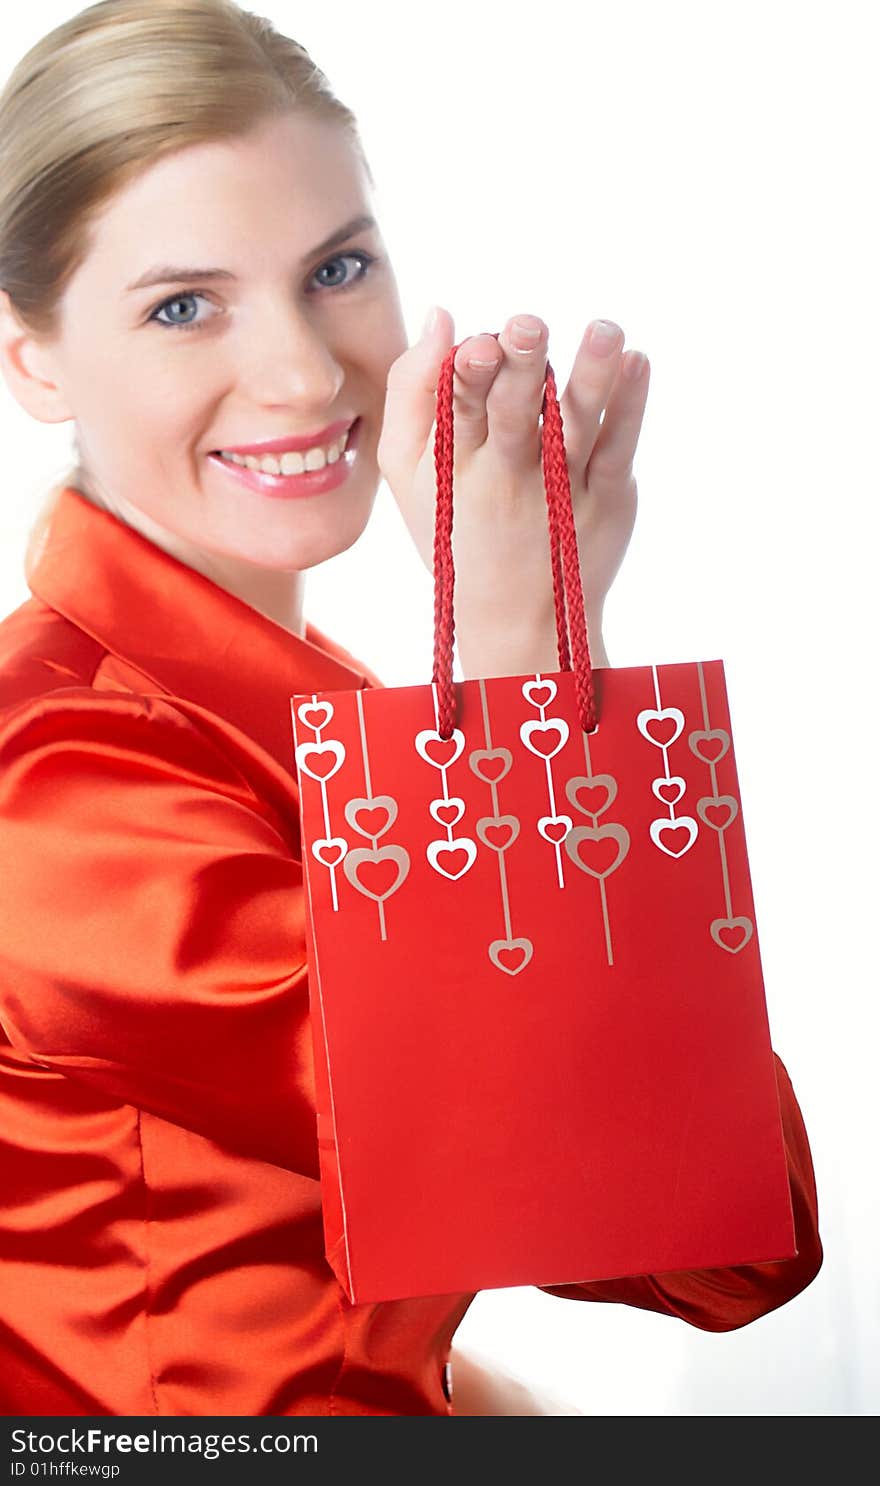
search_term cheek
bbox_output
[68,341,158,439]
[108,363,215,454]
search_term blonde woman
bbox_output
[0,0,821,1417]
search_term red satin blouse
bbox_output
[0,485,822,1417]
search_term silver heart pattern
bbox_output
[563,762,629,968]
[342,690,410,941]
[293,691,410,938]
[470,678,532,978]
[416,703,478,885]
[292,696,347,914]
[689,697,750,952]
[636,700,699,860]
[636,662,752,953]
[519,674,572,891]
[345,795,398,840]
[295,663,754,963]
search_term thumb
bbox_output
[377,304,454,484]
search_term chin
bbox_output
[246,515,373,572]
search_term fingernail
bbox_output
[421,305,439,338]
[588,319,621,355]
[624,351,647,381]
[512,317,542,340]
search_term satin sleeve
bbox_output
[0,687,322,1181]
[537,1052,823,1330]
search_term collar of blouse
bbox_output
[26,484,374,773]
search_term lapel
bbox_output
[27,485,376,771]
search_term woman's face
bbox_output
[37,112,407,574]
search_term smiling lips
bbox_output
[213,416,356,459]
[217,424,354,476]
[206,417,360,499]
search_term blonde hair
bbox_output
[0,0,370,588]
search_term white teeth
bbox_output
[218,425,352,475]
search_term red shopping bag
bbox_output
[291,335,796,1304]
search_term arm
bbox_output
[537,1053,823,1330]
[457,611,610,680]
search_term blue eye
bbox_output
[148,251,379,333]
[149,291,216,332]
[310,250,377,293]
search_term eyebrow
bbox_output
[124,213,378,292]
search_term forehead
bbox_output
[83,114,370,272]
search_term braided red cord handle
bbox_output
[430,332,598,740]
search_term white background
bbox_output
[0,0,876,1415]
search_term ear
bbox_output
[0,288,74,426]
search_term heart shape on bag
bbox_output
[710,916,753,954]
[649,816,698,859]
[469,748,513,784]
[427,838,477,881]
[429,797,466,828]
[688,728,731,765]
[296,700,334,732]
[476,815,520,852]
[566,774,618,818]
[488,937,534,977]
[295,739,345,783]
[538,814,572,844]
[312,837,348,868]
[522,679,557,709]
[345,796,398,840]
[415,728,465,770]
[651,776,686,807]
[520,718,569,760]
[343,846,410,902]
[565,823,630,879]
[636,706,684,750]
[696,795,739,832]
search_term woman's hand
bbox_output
[376,308,650,677]
[448,1344,584,1416]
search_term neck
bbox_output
[72,477,307,639]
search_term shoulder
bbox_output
[0,675,298,856]
[0,596,296,838]
[0,593,184,719]
[0,680,278,799]
[0,690,306,938]
[0,595,105,712]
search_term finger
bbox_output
[557,319,626,472]
[448,332,505,455]
[482,314,550,463]
[587,350,651,486]
[377,304,456,486]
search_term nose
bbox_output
[239,305,345,410]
